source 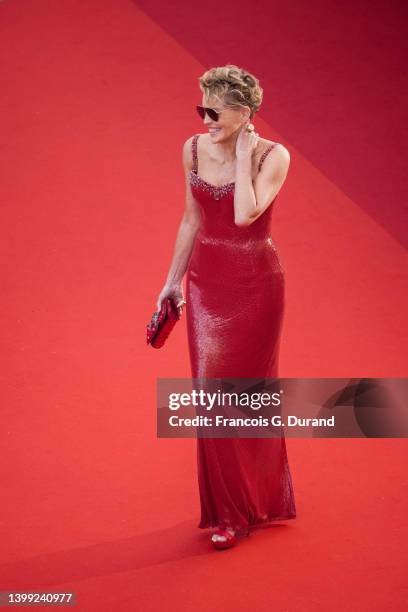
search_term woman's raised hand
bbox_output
[235,120,260,160]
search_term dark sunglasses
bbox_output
[196,105,223,122]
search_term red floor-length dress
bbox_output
[185,133,296,535]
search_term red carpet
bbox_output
[1,0,407,610]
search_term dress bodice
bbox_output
[189,134,278,242]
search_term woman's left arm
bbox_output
[234,137,290,227]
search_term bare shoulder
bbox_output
[273,141,290,162]
[259,138,289,157]
[258,139,290,170]
[182,134,196,171]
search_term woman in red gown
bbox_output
[157,64,296,549]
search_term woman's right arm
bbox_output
[156,136,202,313]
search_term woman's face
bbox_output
[201,94,250,142]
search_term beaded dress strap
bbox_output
[258,143,276,172]
[192,134,199,173]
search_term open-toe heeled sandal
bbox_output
[211,527,237,550]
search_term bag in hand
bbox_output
[146,297,181,348]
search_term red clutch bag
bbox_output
[146,297,181,348]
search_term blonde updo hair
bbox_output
[198,64,263,119]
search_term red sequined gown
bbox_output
[185,133,296,536]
